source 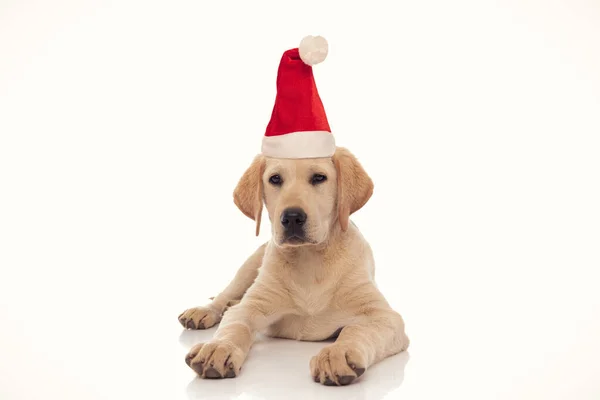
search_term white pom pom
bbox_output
[299,35,328,66]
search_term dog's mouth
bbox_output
[282,235,306,245]
[280,232,322,247]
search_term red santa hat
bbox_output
[261,36,334,159]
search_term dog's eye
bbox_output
[269,175,282,185]
[311,174,327,185]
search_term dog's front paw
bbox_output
[310,344,367,386]
[185,341,245,379]
[178,306,221,330]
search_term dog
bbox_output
[178,147,409,386]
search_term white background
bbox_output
[1,0,599,399]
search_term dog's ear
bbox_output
[333,147,374,231]
[233,155,265,236]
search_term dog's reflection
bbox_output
[182,331,409,400]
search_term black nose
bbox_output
[281,207,307,229]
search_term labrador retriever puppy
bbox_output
[178,147,409,386]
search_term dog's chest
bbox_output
[287,280,332,316]
[279,254,334,315]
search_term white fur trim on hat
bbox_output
[261,131,335,159]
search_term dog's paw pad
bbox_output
[204,367,222,379]
[310,345,367,386]
[178,306,221,330]
[186,340,243,379]
[338,375,355,385]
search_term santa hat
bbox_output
[261,36,334,159]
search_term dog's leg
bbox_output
[310,306,409,386]
[185,278,289,379]
[178,243,266,330]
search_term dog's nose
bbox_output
[281,208,307,229]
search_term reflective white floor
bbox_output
[1,271,599,400]
[182,331,410,400]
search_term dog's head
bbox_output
[233,147,373,247]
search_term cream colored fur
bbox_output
[178,147,409,386]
